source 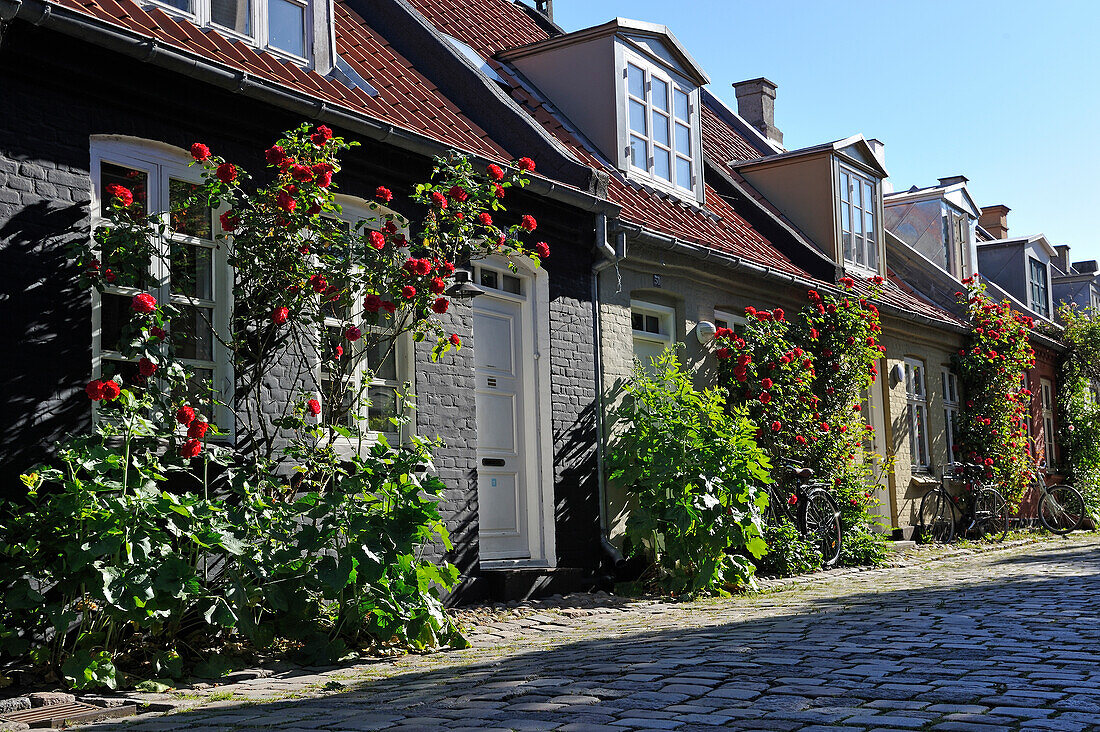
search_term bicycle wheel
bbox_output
[917,487,955,544]
[972,486,1009,542]
[801,489,842,567]
[1039,485,1086,535]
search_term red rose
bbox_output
[759,392,772,404]
[430,277,447,294]
[517,157,535,172]
[534,241,550,259]
[494,183,505,198]
[290,164,314,182]
[520,214,537,232]
[787,494,798,506]
[381,301,396,314]
[773,308,785,321]
[316,171,333,188]
[131,293,157,314]
[85,380,105,400]
[219,210,239,232]
[307,398,321,416]
[402,285,417,299]
[305,203,322,216]
[432,298,450,314]
[187,420,209,439]
[450,334,462,346]
[795,435,807,445]
[448,186,469,202]
[478,213,493,227]
[360,230,383,250]
[487,164,504,181]
[334,345,343,359]
[149,326,166,340]
[761,378,773,389]
[715,347,731,359]
[375,186,393,202]
[105,184,133,207]
[180,439,202,458]
[310,125,333,145]
[99,380,120,400]
[344,326,361,341]
[103,269,117,283]
[176,405,196,425]
[216,163,237,184]
[363,294,382,313]
[430,191,447,208]
[265,145,287,165]
[190,143,211,161]
[272,306,289,325]
[771,421,782,432]
[414,259,432,276]
[138,357,157,377]
[277,190,297,212]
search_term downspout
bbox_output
[592,215,625,567]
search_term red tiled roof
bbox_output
[700,105,762,166]
[49,0,509,160]
[404,0,547,56]
[877,274,969,329]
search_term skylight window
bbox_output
[444,33,508,85]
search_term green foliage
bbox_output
[755,520,821,577]
[607,350,770,597]
[1055,304,1100,521]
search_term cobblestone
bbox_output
[74,534,1100,731]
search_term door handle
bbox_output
[481,458,506,467]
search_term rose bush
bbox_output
[1,123,546,688]
[1054,303,1100,521]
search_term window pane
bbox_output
[841,203,850,234]
[171,242,213,299]
[269,0,305,56]
[479,269,498,289]
[840,172,851,205]
[100,293,132,353]
[675,122,691,155]
[865,210,875,239]
[183,367,215,421]
[627,64,645,99]
[169,179,212,239]
[211,0,250,34]
[101,162,148,217]
[367,386,399,434]
[653,148,671,181]
[502,274,522,295]
[674,88,689,121]
[853,202,863,234]
[675,157,692,189]
[632,312,643,331]
[172,304,214,361]
[367,342,398,382]
[629,100,647,135]
[161,0,192,12]
[645,315,660,334]
[652,111,669,146]
[863,180,874,212]
[651,77,669,112]
[867,241,877,270]
[843,231,853,263]
[629,135,647,168]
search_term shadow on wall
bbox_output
[0,199,90,497]
[552,397,600,569]
[82,541,1100,730]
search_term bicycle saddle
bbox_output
[790,466,814,480]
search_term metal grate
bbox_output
[0,701,136,728]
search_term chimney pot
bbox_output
[534,0,553,21]
[733,77,782,145]
[937,175,969,187]
[979,204,1010,240]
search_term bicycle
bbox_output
[766,465,842,567]
[917,462,1009,543]
[1029,458,1086,535]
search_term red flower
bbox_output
[307,398,321,416]
[761,378,773,389]
[290,164,314,182]
[402,285,417,299]
[344,326,361,341]
[759,392,772,404]
[190,143,210,161]
[103,269,117,283]
[277,190,297,212]
[795,435,807,445]
[219,210,239,232]
[478,213,493,227]
[272,306,289,325]
[131,293,157,314]
[176,405,196,425]
[487,164,504,181]
[773,308,785,321]
[820,422,830,432]
[771,421,782,432]
[715,347,731,359]
[101,380,120,400]
[516,157,536,172]
[520,214,537,231]
[839,276,855,288]
[363,294,382,313]
[381,301,396,314]
[432,298,450,314]
[787,494,798,506]
[430,191,448,209]
[745,306,757,316]
[105,184,133,207]
[528,239,547,255]
[138,357,157,377]
[180,439,202,458]
[310,125,333,145]
[316,170,333,188]
[450,334,462,346]
[216,163,237,184]
[494,183,505,198]
[361,230,383,250]
[375,186,393,202]
[430,277,447,294]
[187,420,209,439]
[85,380,105,400]
[414,259,432,276]
[149,326,166,340]
[448,186,469,202]
[334,345,343,359]
[265,145,287,165]
[309,274,328,293]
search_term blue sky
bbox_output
[552,1,1100,261]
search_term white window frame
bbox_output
[90,137,234,435]
[713,309,748,334]
[838,163,879,274]
[146,0,313,66]
[942,369,960,461]
[904,358,930,470]
[319,196,412,447]
[1028,257,1050,318]
[621,49,701,200]
[1041,377,1056,470]
[630,300,675,368]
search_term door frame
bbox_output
[473,256,555,569]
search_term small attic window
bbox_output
[444,33,508,86]
[621,51,700,199]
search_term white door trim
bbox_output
[474,257,556,569]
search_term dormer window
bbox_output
[625,59,696,194]
[839,164,878,271]
[1029,257,1050,318]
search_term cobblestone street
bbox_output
[83,535,1100,731]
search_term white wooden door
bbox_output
[474,293,532,560]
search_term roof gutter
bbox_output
[1,0,618,216]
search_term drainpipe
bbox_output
[592,214,625,567]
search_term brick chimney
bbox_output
[733,78,782,145]
[938,175,968,187]
[979,204,1010,240]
